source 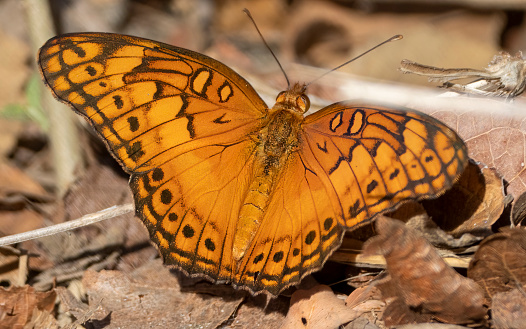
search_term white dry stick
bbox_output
[0,204,134,246]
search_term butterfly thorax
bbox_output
[232,84,309,263]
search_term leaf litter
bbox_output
[3,2,526,327]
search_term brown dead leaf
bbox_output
[281,285,363,329]
[363,216,485,326]
[345,285,384,310]
[460,109,526,201]
[0,285,56,329]
[491,286,526,329]
[345,285,385,326]
[81,259,244,329]
[511,191,526,226]
[467,227,526,305]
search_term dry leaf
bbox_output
[0,286,56,329]
[392,324,475,329]
[491,286,526,329]
[345,285,383,310]
[363,217,485,326]
[458,109,526,201]
[511,191,526,226]
[281,285,363,329]
[343,317,381,329]
[229,296,288,328]
[467,227,526,305]
[81,259,244,328]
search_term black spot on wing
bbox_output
[127,116,140,132]
[366,180,378,193]
[212,113,231,124]
[316,140,328,153]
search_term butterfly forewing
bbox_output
[301,103,468,229]
[38,33,267,173]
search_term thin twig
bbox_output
[0,204,134,246]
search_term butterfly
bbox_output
[38,33,468,296]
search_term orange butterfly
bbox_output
[38,33,468,296]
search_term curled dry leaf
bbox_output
[422,161,505,237]
[400,51,526,98]
[511,191,526,226]
[281,285,363,329]
[344,285,385,328]
[0,285,56,329]
[363,217,485,326]
[467,227,526,305]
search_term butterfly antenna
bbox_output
[306,34,403,87]
[243,8,290,88]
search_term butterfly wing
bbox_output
[301,102,468,228]
[38,33,268,283]
[234,102,467,295]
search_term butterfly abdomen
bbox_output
[232,109,303,262]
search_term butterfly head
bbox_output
[274,83,310,115]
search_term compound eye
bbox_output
[276,91,287,102]
[296,94,310,111]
